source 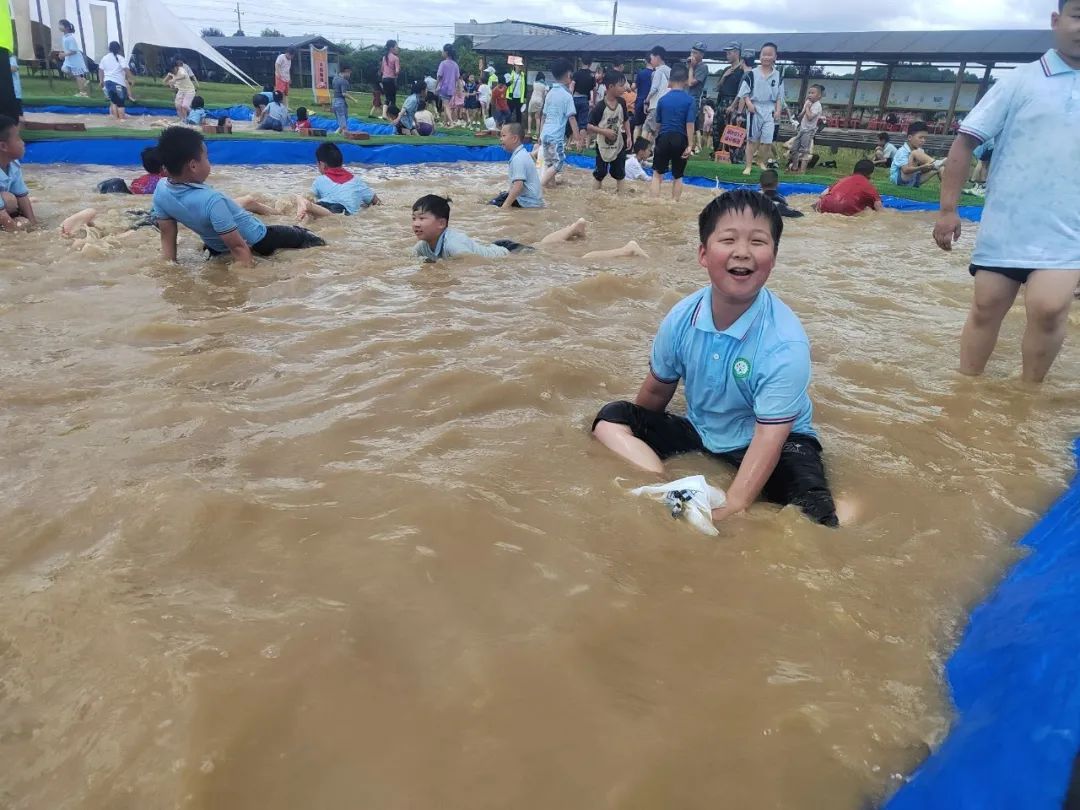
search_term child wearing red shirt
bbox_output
[815,159,884,216]
[492,81,510,126]
[129,146,166,195]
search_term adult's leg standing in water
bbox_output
[959,270,1022,376]
[1020,269,1080,382]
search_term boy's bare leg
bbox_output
[582,240,649,260]
[959,270,1022,376]
[1020,269,1080,383]
[743,141,756,175]
[592,421,665,474]
[235,195,276,216]
[295,196,333,223]
[592,177,603,190]
[61,207,98,236]
[615,178,625,195]
[539,218,588,244]
[672,177,684,201]
[0,191,24,231]
[650,171,662,197]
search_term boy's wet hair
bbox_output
[854,159,875,177]
[0,114,18,142]
[157,126,205,176]
[140,146,163,174]
[502,122,525,140]
[877,131,890,142]
[632,137,650,154]
[296,106,308,120]
[907,121,929,136]
[669,63,689,83]
[315,142,344,167]
[550,58,573,81]
[190,95,205,109]
[698,190,783,250]
[413,194,451,222]
[604,68,626,87]
[759,169,779,189]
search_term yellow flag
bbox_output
[0,0,14,53]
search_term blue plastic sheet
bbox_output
[886,439,1080,810]
[23,138,980,221]
[307,114,396,137]
[24,104,254,121]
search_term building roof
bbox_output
[203,35,336,50]
[501,19,592,36]
[475,29,1055,65]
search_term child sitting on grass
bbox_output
[390,81,426,135]
[872,132,897,167]
[296,142,381,221]
[410,194,647,262]
[258,91,289,132]
[814,159,884,215]
[0,115,36,232]
[890,121,946,187]
[151,126,324,266]
[758,169,803,218]
[295,106,312,132]
[186,96,207,126]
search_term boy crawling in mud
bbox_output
[592,190,844,526]
[409,194,647,262]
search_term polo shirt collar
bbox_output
[692,288,765,339]
[512,145,525,159]
[1042,49,1077,76]
[433,229,448,256]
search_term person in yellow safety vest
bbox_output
[507,64,526,125]
[484,65,499,89]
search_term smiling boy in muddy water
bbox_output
[592,190,841,526]
[0,115,37,232]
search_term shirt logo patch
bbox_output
[733,358,751,379]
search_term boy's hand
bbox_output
[681,146,692,159]
[933,212,963,251]
[602,127,616,140]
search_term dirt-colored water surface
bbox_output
[1,162,1077,810]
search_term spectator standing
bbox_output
[380,40,400,116]
[274,47,294,107]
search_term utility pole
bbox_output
[235,3,242,34]
[611,0,618,35]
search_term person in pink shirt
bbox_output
[436,43,461,127]
[380,40,400,117]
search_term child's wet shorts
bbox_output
[969,265,1033,284]
[492,239,531,253]
[541,138,567,172]
[489,191,521,208]
[205,225,326,257]
[593,400,839,526]
[98,178,132,194]
[320,203,350,215]
[652,132,689,179]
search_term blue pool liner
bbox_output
[23,138,982,222]
[25,103,255,121]
[886,438,1080,810]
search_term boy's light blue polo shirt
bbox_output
[541,83,575,143]
[413,227,511,261]
[507,145,543,207]
[650,285,817,453]
[0,160,29,197]
[959,49,1080,269]
[889,142,917,186]
[151,180,267,253]
[312,174,375,214]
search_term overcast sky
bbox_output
[166,0,1057,50]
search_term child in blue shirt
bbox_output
[296,142,381,221]
[0,115,36,231]
[650,63,696,201]
[539,58,580,188]
[151,127,324,265]
[490,123,544,208]
[391,81,425,135]
[592,190,840,526]
[185,95,207,125]
[258,91,289,131]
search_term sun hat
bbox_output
[723,41,741,52]
[691,42,707,53]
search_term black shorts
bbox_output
[205,225,326,258]
[492,239,530,253]
[653,132,689,179]
[593,149,627,182]
[969,264,1033,284]
[380,78,398,105]
[320,202,350,215]
[594,400,838,526]
[489,191,522,208]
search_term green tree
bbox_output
[260,28,283,37]
[200,27,224,37]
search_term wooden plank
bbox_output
[877,63,896,117]
[845,60,862,126]
[944,61,967,134]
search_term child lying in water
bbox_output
[410,194,648,262]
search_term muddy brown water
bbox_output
[1,162,1077,810]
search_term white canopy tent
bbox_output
[10,0,257,85]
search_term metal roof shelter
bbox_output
[476,29,1055,131]
[203,35,338,87]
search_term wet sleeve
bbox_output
[9,165,29,197]
[356,179,376,207]
[753,341,812,424]
[206,193,239,235]
[649,309,685,385]
[959,73,1018,143]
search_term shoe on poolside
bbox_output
[933,158,947,170]
[970,185,986,197]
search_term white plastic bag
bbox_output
[484,116,497,131]
[631,475,727,536]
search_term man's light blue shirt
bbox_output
[508,145,543,208]
[649,286,817,453]
[541,83,575,143]
[312,174,375,214]
[960,49,1080,269]
[151,180,267,253]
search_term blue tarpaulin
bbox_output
[25,104,254,121]
[886,439,1080,810]
[307,115,396,137]
[22,139,981,221]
